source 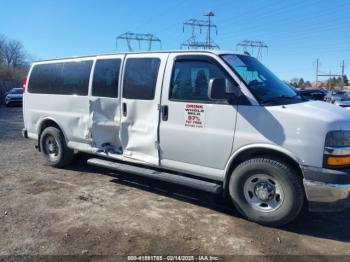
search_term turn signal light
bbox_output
[327,156,350,166]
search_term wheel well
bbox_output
[223,148,304,192]
[37,119,62,151]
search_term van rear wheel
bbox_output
[229,157,304,226]
[40,127,73,167]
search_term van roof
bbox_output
[34,50,244,63]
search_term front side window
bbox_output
[169,60,235,102]
[122,58,160,100]
[92,59,121,98]
[222,55,303,105]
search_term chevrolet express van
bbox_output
[23,50,350,226]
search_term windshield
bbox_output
[339,94,350,101]
[222,54,302,105]
[334,91,346,97]
[9,88,22,94]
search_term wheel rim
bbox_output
[43,135,59,161]
[243,174,284,212]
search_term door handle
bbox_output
[122,102,127,117]
[161,105,168,121]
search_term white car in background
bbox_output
[5,87,23,107]
[327,90,350,110]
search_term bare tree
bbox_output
[3,39,27,69]
[0,34,6,64]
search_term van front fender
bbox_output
[223,144,304,191]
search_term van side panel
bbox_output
[24,58,94,150]
[24,93,91,144]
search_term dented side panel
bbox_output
[120,53,169,165]
[89,97,121,148]
[24,93,91,147]
[23,57,95,151]
[88,55,124,152]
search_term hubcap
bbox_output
[254,182,275,201]
[243,174,284,212]
[44,135,59,161]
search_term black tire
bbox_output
[229,157,304,227]
[40,126,74,167]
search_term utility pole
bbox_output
[315,58,319,88]
[181,11,219,50]
[116,32,162,51]
[236,40,268,60]
[341,60,345,87]
[204,11,214,49]
[315,59,346,90]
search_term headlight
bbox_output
[325,131,350,147]
[324,131,350,167]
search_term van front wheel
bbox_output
[40,127,73,167]
[229,157,304,226]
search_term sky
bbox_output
[1,0,349,81]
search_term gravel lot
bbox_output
[0,107,350,259]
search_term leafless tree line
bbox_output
[0,34,30,105]
[0,34,29,79]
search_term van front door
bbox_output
[120,53,168,165]
[159,54,239,181]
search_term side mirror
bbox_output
[208,78,239,100]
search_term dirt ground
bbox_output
[0,107,350,259]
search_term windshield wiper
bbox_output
[260,95,301,104]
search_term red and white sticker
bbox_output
[184,104,206,128]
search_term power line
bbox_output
[133,0,189,33]
[116,32,162,51]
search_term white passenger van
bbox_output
[23,50,350,226]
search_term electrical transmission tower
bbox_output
[181,11,219,50]
[314,59,347,89]
[116,32,162,52]
[236,40,268,60]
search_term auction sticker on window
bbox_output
[184,103,206,128]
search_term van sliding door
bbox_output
[120,53,168,165]
[89,55,124,152]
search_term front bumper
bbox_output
[302,166,350,212]
[6,97,22,104]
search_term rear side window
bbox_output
[123,58,160,100]
[28,63,61,94]
[92,59,121,98]
[28,60,92,95]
